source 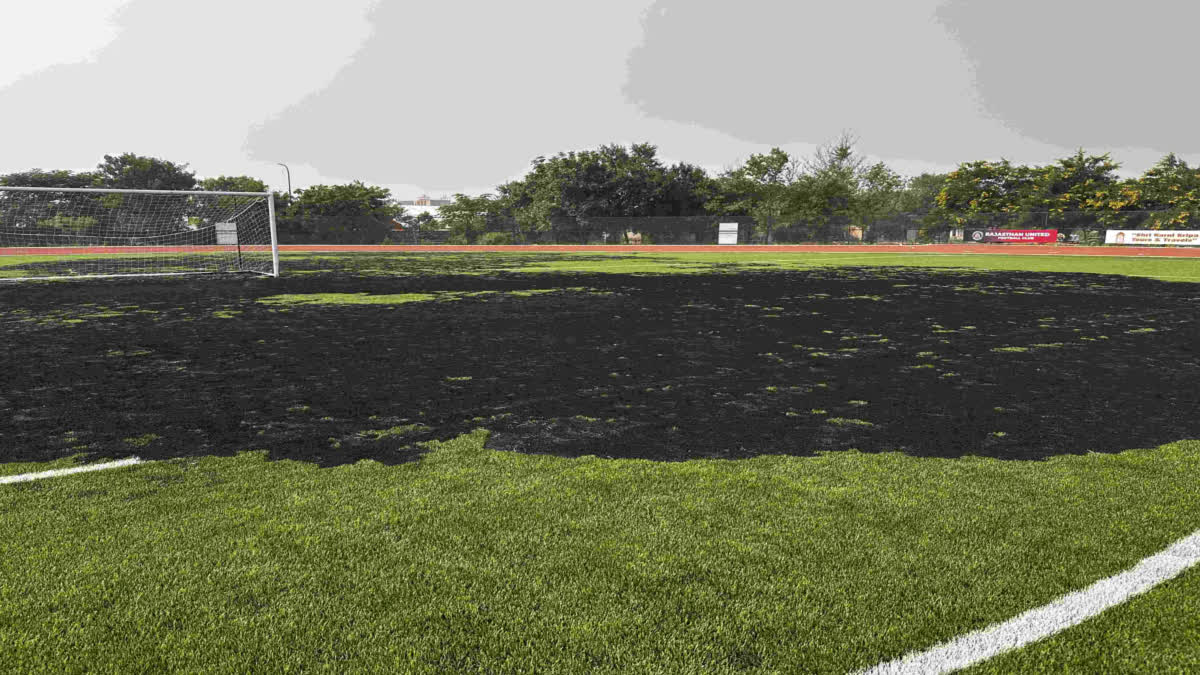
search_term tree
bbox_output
[783,133,886,239]
[499,143,719,234]
[0,169,97,188]
[271,181,403,245]
[707,147,801,241]
[93,153,197,191]
[933,159,1040,223]
[0,169,105,234]
[198,176,269,193]
[487,142,706,242]
[847,161,904,232]
[439,193,502,243]
[495,174,558,235]
[287,181,401,219]
[528,143,669,220]
[655,162,718,216]
[1019,150,1121,231]
[792,134,864,222]
[896,173,950,215]
[805,131,867,179]
[395,211,438,229]
[1114,154,1200,228]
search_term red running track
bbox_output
[2,244,1200,258]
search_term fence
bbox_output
[386,210,1200,246]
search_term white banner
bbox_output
[1105,230,1200,246]
[718,222,738,245]
[215,222,239,245]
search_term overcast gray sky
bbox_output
[3,0,1197,199]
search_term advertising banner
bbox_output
[966,229,1058,244]
[1105,230,1200,246]
[718,222,738,245]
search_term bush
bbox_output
[37,215,98,231]
[275,214,393,245]
[478,231,514,245]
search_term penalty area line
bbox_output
[0,457,148,485]
[857,527,1200,674]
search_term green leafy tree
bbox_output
[531,144,660,219]
[272,181,403,244]
[1009,150,1121,234]
[783,134,881,238]
[287,181,401,219]
[1032,150,1120,213]
[395,211,438,229]
[896,173,950,216]
[933,159,1040,224]
[36,215,98,231]
[707,147,801,241]
[198,176,269,193]
[654,162,718,216]
[802,132,865,209]
[574,143,666,218]
[93,153,197,191]
[0,169,97,188]
[848,161,905,233]
[495,143,709,240]
[192,176,274,215]
[1117,154,1200,228]
[388,211,439,243]
[495,172,557,234]
[0,169,104,232]
[439,193,503,243]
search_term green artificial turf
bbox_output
[1,434,1198,672]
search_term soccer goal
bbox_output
[0,187,279,280]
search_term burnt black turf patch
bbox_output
[2,257,1198,468]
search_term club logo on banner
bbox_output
[1105,230,1200,246]
[966,229,1058,244]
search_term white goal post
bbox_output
[0,186,279,280]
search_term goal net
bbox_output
[0,187,279,280]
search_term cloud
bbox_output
[0,0,376,176]
[245,0,657,191]
[4,0,1194,194]
[934,0,1200,153]
[621,0,1024,163]
[0,1,130,89]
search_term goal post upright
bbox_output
[268,191,280,277]
[0,186,281,280]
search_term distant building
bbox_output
[399,194,453,207]
[396,193,453,218]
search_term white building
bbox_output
[397,194,452,216]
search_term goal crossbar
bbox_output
[0,186,272,197]
[0,187,280,280]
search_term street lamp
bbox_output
[276,163,292,195]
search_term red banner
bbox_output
[966,229,1058,244]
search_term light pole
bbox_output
[275,163,292,195]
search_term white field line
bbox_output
[0,456,147,485]
[857,527,1200,674]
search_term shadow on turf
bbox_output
[2,256,1198,468]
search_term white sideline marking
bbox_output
[857,528,1200,674]
[0,457,146,484]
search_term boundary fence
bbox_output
[386,211,1200,247]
